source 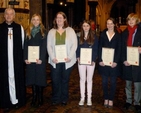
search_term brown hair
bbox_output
[79,20,95,45]
[126,13,140,25]
[53,11,69,29]
[26,14,46,39]
[106,17,117,32]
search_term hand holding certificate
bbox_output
[127,47,139,66]
[102,48,114,66]
[80,48,92,65]
[28,46,39,62]
[55,45,67,63]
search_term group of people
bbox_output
[0,7,141,113]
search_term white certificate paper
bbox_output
[102,48,115,66]
[127,47,139,66]
[28,46,39,62]
[55,45,67,63]
[80,48,92,65]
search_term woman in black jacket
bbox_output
[121,13,141,112]
[98,17,121,108]
[24,14,47,107]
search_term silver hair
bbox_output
[4,8,15,15]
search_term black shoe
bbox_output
[31,101,36,107]
[52,102,59,105]
[13,104,19,109]
[61,102,67,106]
[37,100,43,107]
[135,105,141,112]
[123,102,131,110]
[3,108,10,112]
[14,105,19,109]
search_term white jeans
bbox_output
[78,63,95,100]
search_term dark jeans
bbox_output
[51,63,73,103]
[101,74,117,101]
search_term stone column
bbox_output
[47,3,54,29]
[67,3,74,27]
[127,0,138,13]
[29,0,43,19]
[88,1,98,22]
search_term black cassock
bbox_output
[0,21,26,108]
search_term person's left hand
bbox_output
[65,58,71,63]
[138,47,141,54]
[36,59,42,64]
[91,62,95,66]
[111,62,117,68]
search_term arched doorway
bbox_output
[110,0,138,25]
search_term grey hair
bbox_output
[4,8,15,15]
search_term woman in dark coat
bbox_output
[121,13,141,112]
[98,17,121,108]
[24,14,47,107]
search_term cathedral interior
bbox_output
[0,0,141,32]
[0,0,141,113]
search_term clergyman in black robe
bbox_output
[0,8,26,110]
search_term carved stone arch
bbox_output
[96,0,115,31]
[110,0,138,25]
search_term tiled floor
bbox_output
[0,63,137,113]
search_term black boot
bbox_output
[37,86,43,107]
[31,85,37,107]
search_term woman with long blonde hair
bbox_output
[24,14,47,107]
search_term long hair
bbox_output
[26,14,45,39]
[53,11,69,29]
[79,20,95,45]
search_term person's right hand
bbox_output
[99,62,105,66]
[52,58,58,64]
[123,61,130,66]
[77,58,80,64]
[25,60,31,64]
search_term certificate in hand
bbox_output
[55,45,67,63]
[127,47,139,66]
[102,48,114,66]
[28,46,39,62]
[80,48,92,65]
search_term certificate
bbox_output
[55,45,67,63]
[80,48,92,65]
[127,47,139,66]
[102,48,114,66]
[28,46,39,62]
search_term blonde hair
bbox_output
[26,14,45,39]
[126,13,140,25]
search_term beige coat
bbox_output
[47,27,77,69]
